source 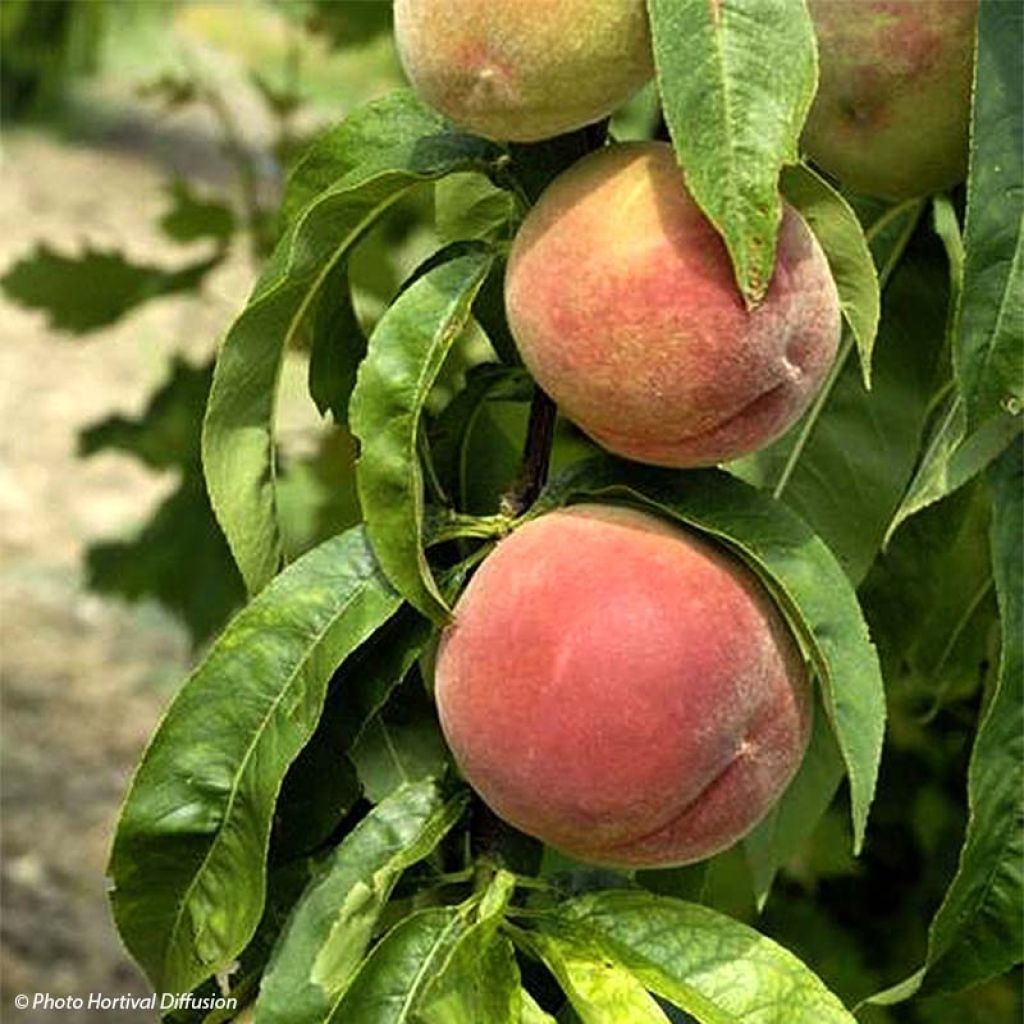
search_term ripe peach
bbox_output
[435,504,812,868]
[803,0,977,199]
[393,0,653,143]
[505,142,841,468]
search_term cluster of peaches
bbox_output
[392,0,975,868]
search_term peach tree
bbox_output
[108,2,1021,1022]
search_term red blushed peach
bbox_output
[505,142,841,468]
[435,504,812,868]
[393,0,653,143]
[803,0,976,200]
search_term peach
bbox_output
[393,0,653,143]
[435,504,812,868]
[505,142,841,468]
[803,0,977,200]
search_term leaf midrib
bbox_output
[162,578,373,985]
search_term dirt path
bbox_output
[0,112,256,1022]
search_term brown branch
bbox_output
[501,386,557,517]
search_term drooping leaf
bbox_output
[349,246,495,622]
[743,694,845,908]
[884,392,1021,543]
[957,0,1024,432]
[0,242,219,333]
[515,927,672,1024]
[108,527,402,994]
[730,201,938,585]
[924,443,1024,990]
[536,458,884,852]
[646,0,818,302]
[418,870,520,1024]
[780,165,879,386]
[559,890,857,1023]
[160,179,236,246]
[863,480,997,717]
[203,99,501,594]
[255,780,467,1024]
[326,905,473,1024]
[349,675,451,804]
[79,357,244,646]
[307,259,366,424]
[885,184,1021,539]
[872,445,1024,1003]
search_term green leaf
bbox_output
[743,693,845,908]
[561,890,856,1024]
[326,905,473,1023]
[108,527,402,994]
[349,675,451,803]
[428,365,533,510]
[203,100,500,594]
[730,200,938,585]
[863,480,997,718]
[435,173,517,244]
[281,91,495,225]
[536,458,884,853]
[419,871,520,1024]
[925,444,1024,989]
[308,259,366,424]
[780,165,879,387]
[349,246,496,623]
[0,242,219,334]
[255,780,467,1024]
[160,179,236,246]
[957,0,1024,431]
[872,445,1024,1003]
[885,188,1022,539]
[303,0,393,50]
[885,393,1021,543]
[515,928,672,1024]
[647,0,817,302]
[521,991,558,1024]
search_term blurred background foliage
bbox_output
[0,3,1017,1022]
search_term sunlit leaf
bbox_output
[780,165,879,386]
[647,0,817,302]
[350,246,495,622]
[256,780,467,1024]
[108,528,401,993]
[558,890,857,1023]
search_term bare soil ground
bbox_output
[0,107,257,1022]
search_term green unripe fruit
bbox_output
[393,0,653,142]
[803,0,977,199]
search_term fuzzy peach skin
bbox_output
[803,0,977,200]
[505,142,841,468]
[393,0,653,143]
[435,504,812,868]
